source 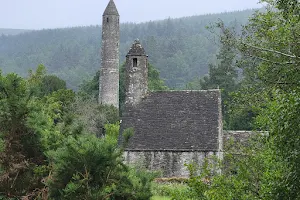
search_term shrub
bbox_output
[47,134,156,200]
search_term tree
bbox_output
[0,68,51,197]
[72,97,119,137]
[186,0,300,198]
[41,74,67,96]
[0,66,156,199]
[47,133,155,200]
[190,21,241,129]
[226,0,300,197]
[200,21,238,92]
[186,135,287,200]
[80,62,168,112]
[1,10,254,90]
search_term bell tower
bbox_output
[99,0,120,108]
[125,40,148,106]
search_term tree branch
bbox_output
[242,42,298,59]
[245,54,295,65]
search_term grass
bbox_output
[151,196,172,200]
[151,182,191,200]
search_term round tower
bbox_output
[99,0,120,108]
[125,40,148,106]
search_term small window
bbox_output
[107,17,109,23]
[133,58,137,67]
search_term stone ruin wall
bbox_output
[124,131,255,177]
[125,49,148,106]
[124,150,221,177]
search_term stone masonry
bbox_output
[100,0,224,177]
[122,90,223,151]
[99,0,120,108]
[125,40,148,106]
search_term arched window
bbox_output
[107,17,109,23]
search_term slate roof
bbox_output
[121,90,222,151]
[103,0,119,16]
[127,40,147,56]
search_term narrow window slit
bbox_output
[133,58,137,67]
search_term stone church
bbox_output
[99,0,223,177]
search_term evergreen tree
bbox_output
[0,66,156,199]
[189,21,240,129]
[184,0,300,199]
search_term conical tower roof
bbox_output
[103,0,119,16]
[127,39,147,56]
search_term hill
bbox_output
[0,28,31,36]
[0,9,255,89]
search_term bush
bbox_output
[47,134,156,200]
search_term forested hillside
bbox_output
[0,9,255,89]
[0,28,31,36]
[2,0,300,199]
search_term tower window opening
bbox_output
[133,58,137,67]
[107,17,109,23]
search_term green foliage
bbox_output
[47,89,76,111]
[81,62,168,112]
[41,74,67,96]
[79,71,100,99]
[276,0,300,19]
[257,90,300,198]
[0,10,255,89]
[237,0,300,197]
[151,196,171,200]
[47,135,122,199]
[0,137,4,153]
[199,21,238,92]
[226,103,257,130]
[124,167,157,200]
[184,135,288,200]
[72,97,119,136]
[196,21,240,130]
[151,182,191,200]
[0,66,156,199]
[185,1,300,199]
[0,69,48,197]
[27,64,47,95]
[185,160,211,200]
[186,20,253,130]
[120,127,134,149]
[3,1,300,198]
[104,123,120,145]
[47,134,155,200]
[148,63,169,91]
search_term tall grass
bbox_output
[151,196,172,200]
[151,182,193,200]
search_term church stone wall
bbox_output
[124,150,219,177]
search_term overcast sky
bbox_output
[0,0,262,29]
